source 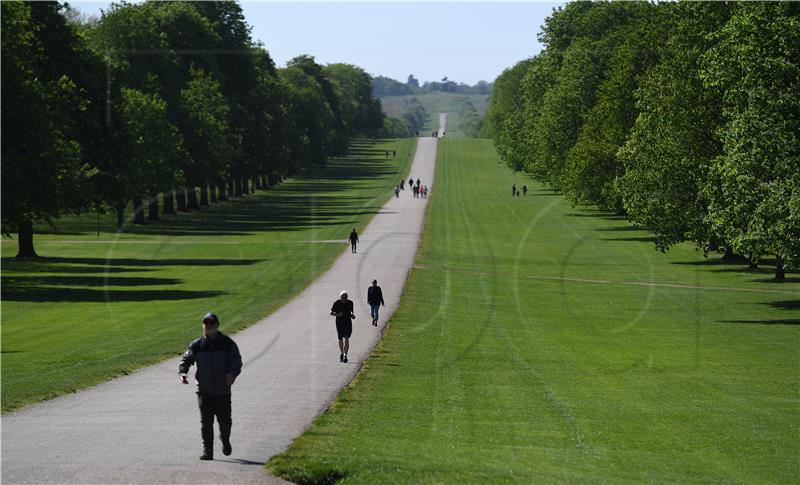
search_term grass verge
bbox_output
[1,138,416,412]
[268,138,799,484]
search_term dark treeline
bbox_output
[487,1,799,279]
[380,97,429,139]
[2,1,387,257]
[372,74,493,98]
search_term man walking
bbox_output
[349,228,359,254]
[179,312,242,461]
[367,279,385,326]
[330,290,355,362]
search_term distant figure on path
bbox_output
[392,149,396,158]
[349,228,359,254]
[409,177,414,188]
[512,184,517,197]
[385,150,389,158]
[179,312,242,461]
[416,178,421,187]
[367,279,385,326]
[394,185,400,198]
[423,185,428,198]
[413,185,419,198]
[523,185,528,196]
[330,290,355,362]
[400,179,405,190]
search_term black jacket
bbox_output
[179,332,242,396]
[367,286,384,305]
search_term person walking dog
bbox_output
[367,279,385,326]
[331,290,355,362]
[179,312,242,461]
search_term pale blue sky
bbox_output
[72,1,565,85]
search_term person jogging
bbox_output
[330,290,355,362]
[349,228,359,254]
[178,312,242,461]
[367,279,385,326]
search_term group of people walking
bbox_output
[512,183,528,197]
[394,176,429,199]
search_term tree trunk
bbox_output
[261,175,267,188]
[210,183,217,203]
[176,187,187,212]
[241,177,249,195]
[227,178,235,197]
[133,198,146,225]
[163,189,175,215]
[234,177,242,197]
[748,254,758,270]
[199,181,209,206]
[16,220,37,258]
[147,194,160,221]
[218,182,227,201]
[186,184,198,209]
[254,176,261,190]
[115,204,126,231]
[776,255,785,280]
[722,246,735,260]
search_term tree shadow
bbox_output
[600,236,658,243]
[3,256,265,268]
[718,319,800,326]
[2,275,182,288]
[37,141,405,238]
[763,300,800,311]
[1,286,224,303]
[565,211,627,220]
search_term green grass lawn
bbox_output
[268,138,800,484]
[0,138,416,412]
[380,93,490,136]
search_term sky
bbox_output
[72,1,565,85]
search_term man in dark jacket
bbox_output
[367,279,385,326]
[179,312,242,460]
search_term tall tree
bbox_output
[701,2,800,278]
[1,1,95,257]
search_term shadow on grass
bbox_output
[1,286,224,302]
[764,300,800,310]
[3,256,265,269]
[39,145,401,238]
[600,236,658,243]
[719,319,800,325]
[2,275,182,287]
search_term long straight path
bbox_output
[1,128,440,484]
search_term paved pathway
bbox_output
[1,123,442,484]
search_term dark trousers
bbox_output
[197,393,232,452]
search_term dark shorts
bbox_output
[336,320,352,339]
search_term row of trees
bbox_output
[487,2,799,278]
[372,75,493,97]
[2,1,385,257]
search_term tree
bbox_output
[324,63,384,137]
[1,1,95,257]
[701,2,800,278]
[617,2,732,252]
[407,74,419,88]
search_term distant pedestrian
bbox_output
[330,290,355,362]
[349,228,359,254]
[400,179,405,190]
[424,186,428,198]
[392,149,396,158]
[367,279,385,326]
[409,177,414,188]
[522,185,528,196]
[413,185,419,198]
[416,178,421,187]
[512,184,517,197]
[394,185,400,198]
[385,150,389,158]
[179,312,242,461]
